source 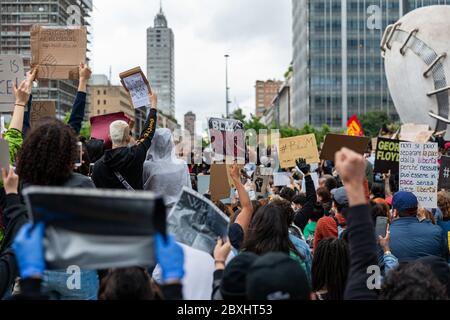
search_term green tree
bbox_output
[230,108,247,122]
[244,115,267,132]
[64,112,91,139]
[359,111,391,137]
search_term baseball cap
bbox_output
[246,253,310,300]
[331,187,349,206]
[220,252,258,300]
[393,191,418,212]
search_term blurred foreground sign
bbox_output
[0,55,25,112]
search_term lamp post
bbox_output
[225,54,230,118]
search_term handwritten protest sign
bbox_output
[30,101,56,129]
[208,118,245,163]
[320,134,370,161]
[400,124,434,143]
[278,134,320,169]
[438,156,450,191]
[31,25,87,80]
[168,187,230,255]
[0,55,25,112]
[253,167,270,197]
[399,142,438,208]
[90,112,130,150]
[119,67,151,109]
[374,138,400,174]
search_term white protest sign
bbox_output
[273,172,291,187]
[302,172,319,192]
[0,55,25,112]
[123,73,151,109]
[399,142,438,208]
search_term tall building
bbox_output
[255,80,283,117]
[292,0,449,129]
[0,0,93,118]
[147,4,175,118]
[184,111,196,138]
[272,72,293,127]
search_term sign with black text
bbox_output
[208,118,245,163]
[374,138,400,174]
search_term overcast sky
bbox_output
[91,0,292,128]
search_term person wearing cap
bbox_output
[313,187,348,250]
[389,191,447,263]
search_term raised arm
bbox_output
[9,69,35,133]
[294,159,317,230]
[136,91,158,151]
[229,164,254,234]
[335,148,378,300]
[68,63,91,134]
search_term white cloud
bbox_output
[91,0,292,129]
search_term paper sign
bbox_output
[347,114,364,136]
[168,187,230,255]
[400,124,433,143]
[302,172,319,192]
[31,25,87,80]
[273,172,291,187]
[438,156,450,191]
[30,101,56,129]
[399,142,438,208]
[210,164,231,201]
[320,134,371,161]
[90,112,130,150]
[278,134,320,168]
[0,116,5,136]
[0,54,25,112]
[197,175,211,195]
[0,139,10,173]
[119,67,151,109]
[374,138,400,174]
[23,186,166,270]
[253,167,270,197]
[208,118,245,162]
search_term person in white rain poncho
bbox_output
[143,128,192,208]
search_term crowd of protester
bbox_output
[0,65,449,301]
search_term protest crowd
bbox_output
[0,63,449,302]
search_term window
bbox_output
[97,90,100,95]
[104,100,107,105]
[97,100,100,105]
[97,110,100,115]
[104,90,106,95]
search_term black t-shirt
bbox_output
[228,223,244,250]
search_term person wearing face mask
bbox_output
[92,91,157,190]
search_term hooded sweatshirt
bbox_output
[143,128,192,208]
[92,108,157,190]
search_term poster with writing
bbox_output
[399,142,438,208]
[253,167,270,197]
[0,55,25,112]
[208,118,245,163]
[374,138,400,174]
[122,73,151,109]
[273,172,291,187]
[278,134,320,169]
[31,26,87,80]
[168,187,230,255]
[30,101,56,129]
[438,156,450,191]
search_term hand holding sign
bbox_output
[79,63,91,81]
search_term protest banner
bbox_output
[0,54,25,112]
[374,138,400,174]
[208,118,245,163]
[399,142,438,208]
[30,101,56,129]
[400,123,434,143]
[90,112,130,150]
[278,134,320,169]
[209,164,231,201]
[347,114,364,136]
[0,139,9,175]
[273,172,291,187]
[119,67,152,109]
[320,134,371,161]
[253,166,270,197]
[168,187,230,255]
[197,175,211,195]
[31,25,87,80]
[438,156,450,191]
[23,187,166,270]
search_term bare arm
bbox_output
[9,69,36,132]
[229,164,253,233]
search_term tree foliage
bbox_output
[359,111,396,138]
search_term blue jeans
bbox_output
[41,270,99,300]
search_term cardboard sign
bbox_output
[253,167,270,197]
[400,124,434,143]
[0,55,25,112]
[208,118,245,163]
[31,25,87,80]
[399,142,438,208]
[23,186,166,270]
[320,134,371,161]
[168,187,230,255]
[0,139,10,174]
[90,112,130,150]
[347,114,364,136]
[197,175,211,195]
[374,138,400,174]
[210,164,231,202]
[278,134,320,169]
[438,156,450,191]
[30,101,56,129]
[119,67,151,109]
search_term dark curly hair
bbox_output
[17,119,78,186]
[381,262,448,300]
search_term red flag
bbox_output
[347,115,364,137]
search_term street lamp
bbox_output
[225,54,230,118]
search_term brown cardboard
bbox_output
[320,134,371,161]
[278,134,320,168]
[0,55,25,112]
[31,25,87,80]
[30,101,56,129]
[210,164,231,202]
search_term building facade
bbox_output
[255,80,283,117]
[292,0,449,129]
[0,0,93,118]
[147,5,175,118]
[272,72,293,127]
[184,111,196,138]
